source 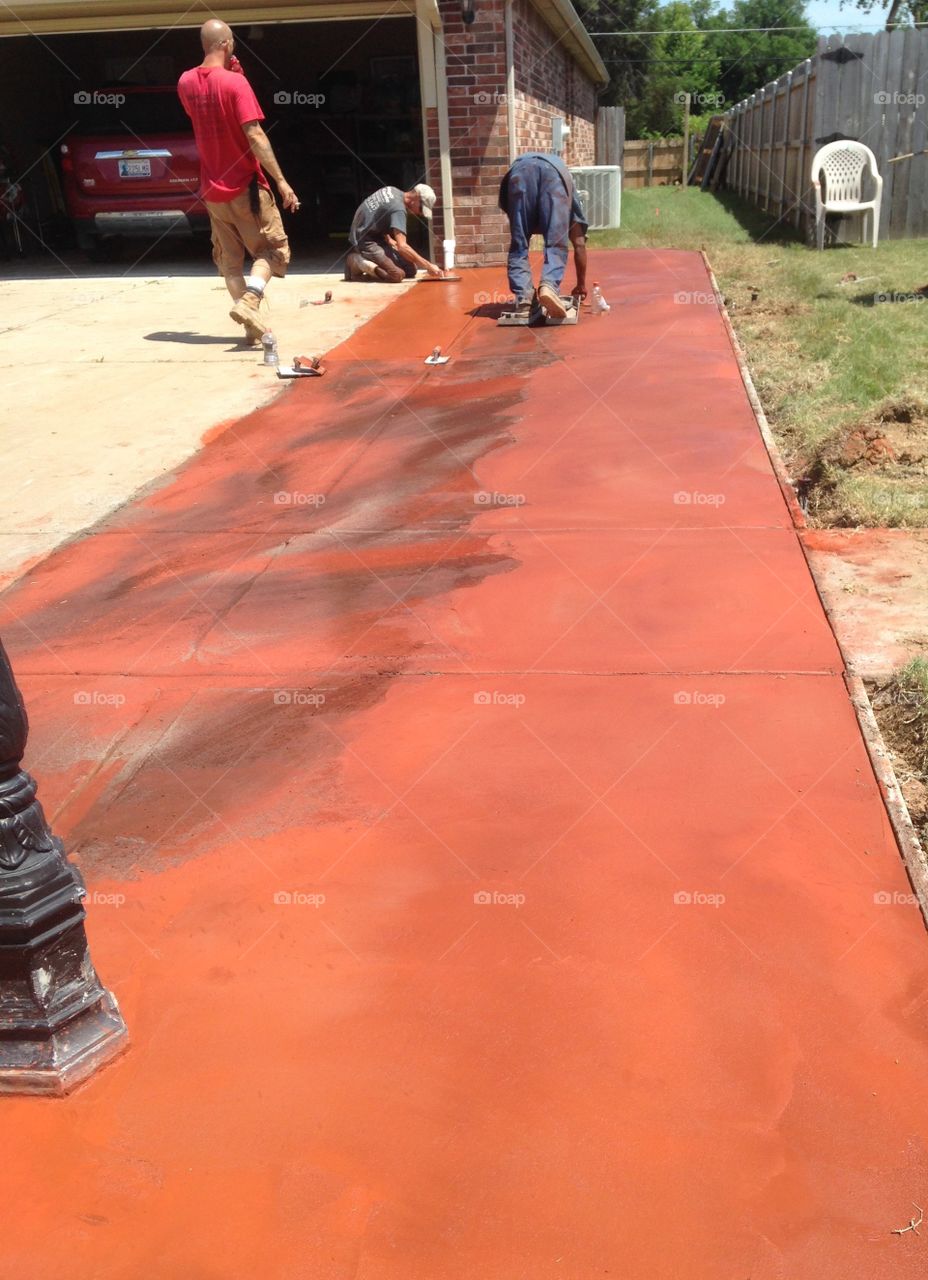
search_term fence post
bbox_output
[796,59,812,229]
[763,82,776,211]
[779,70,793,218]
[682,93,691,184]
[749,92,760,201]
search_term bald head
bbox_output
[200,18,233,53]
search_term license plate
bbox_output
[118,159,151,178]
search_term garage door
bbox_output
[1,9,429,259]
[1,0,415,37]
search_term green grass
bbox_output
[891,658,928,773]
[589,188,928,527]
[875,659,928,828]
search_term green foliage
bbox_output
[885,658,928,771]
[576,0,817,135]
[687,109,719,135]
[573,0,652,108]
[625,1,722,136]
[714,0,817,104]
[850,0,928,26]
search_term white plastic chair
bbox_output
[811,141,883,249]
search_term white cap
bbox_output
[414,183,436,219]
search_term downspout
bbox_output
[416,0,439,260]
[504,0,516,163]
[433,25,455,243]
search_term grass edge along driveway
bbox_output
[594,187,928,530]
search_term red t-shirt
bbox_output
[177,65,270,203]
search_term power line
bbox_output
[589,22,925,35]
[590,25,818,35]
[606,55,808,63]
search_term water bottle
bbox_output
[590,283,610,315]
[261,332,279,366]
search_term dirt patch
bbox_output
[869,660,928,850]
[801,399,928,527]
[822,400,928,471]
[737,294,813,320]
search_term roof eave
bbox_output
[527,0,609,88]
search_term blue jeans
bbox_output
[503,156,571,303]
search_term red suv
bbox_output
[61,86,207,257]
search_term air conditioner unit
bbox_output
[569,165,621,230]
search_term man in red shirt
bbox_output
[178,19,299,343]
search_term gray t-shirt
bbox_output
[349,186,407,247]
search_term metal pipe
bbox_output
[415,0,439,260]
[505,0,517,164]
[433,25,455,242]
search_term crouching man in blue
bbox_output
[499,152,589,320]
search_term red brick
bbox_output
[423,0,597,261]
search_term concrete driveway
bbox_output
[1,248,410,588]
[5,254,928,1278]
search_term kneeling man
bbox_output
[345,183,444,281]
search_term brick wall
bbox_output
[512,0,596,168]
[429,0,599,265]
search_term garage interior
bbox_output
[0,17,428,263]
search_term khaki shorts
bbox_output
[206,185,290,279]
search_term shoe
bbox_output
[346,252,380,282]
[537,283,567,320]
[514,297,532,319]
[230,290,268,342]
[527,293,547,326]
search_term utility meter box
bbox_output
[552,117,571,154]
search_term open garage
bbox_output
[0,5,431,264]
[1,0,605,266]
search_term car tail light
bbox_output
[60,144,73,173]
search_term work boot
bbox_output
[537,282,567,321]
[345,251,379,282]
[230,289,268,343]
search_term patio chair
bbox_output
[811,141,883,249]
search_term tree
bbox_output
[626,1,722,135]
[715,0,817,105]
[845,0,928,29]
[573,0,817,135]
[573,0,655,108]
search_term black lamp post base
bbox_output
[0,640,130,1095]
[0,989,128,1096]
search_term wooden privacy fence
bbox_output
[727,31,928,240]
[595,106,625,169]
[623,137,686,188]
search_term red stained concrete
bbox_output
[3,251,928,1279]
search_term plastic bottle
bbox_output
[590,283,610,315]
[261,332,279,366]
